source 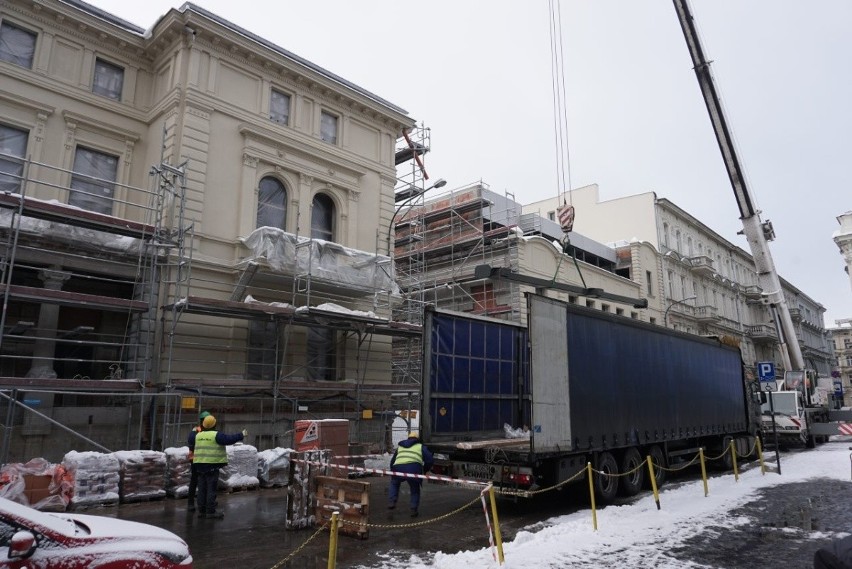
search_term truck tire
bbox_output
[645,445,667,489]
[593,451,619,503]
[618,447,645,496]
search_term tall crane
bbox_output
[672,0,805,373]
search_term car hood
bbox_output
[61,513,191,558]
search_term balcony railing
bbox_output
[695,305,719,323]
[688,255,715,276]
[746,324,778,343]
[741,285,763,300]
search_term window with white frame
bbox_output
[320,111,338,144]
[0,124,28,193]
[256,176,287,229]
[270,89,290,125]
[0,21,36,68]
[69,146,118,215]
[310,193,334,241]
[92,58,124,100]
[547,211,555,222]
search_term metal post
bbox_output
[1,389,18,467]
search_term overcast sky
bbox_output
[85,0,852,326]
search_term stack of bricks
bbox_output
[164,447,191,498]
[114,450,167,503]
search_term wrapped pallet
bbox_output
[257,448,292,487]
[113,450,166,503]
[62,451,120,509]
[164,446,192,498]
[219,444,259,491]
[0,458,66,511]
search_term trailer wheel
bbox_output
[646,445,667,489]
[593,451,619,503]
[618,447,645,496]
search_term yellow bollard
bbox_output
[488,485,505,565]
[327,511,339,569]
[586,462,598,531]
[729,439,739,482]
[646,456,660,510]
[699,448,709,497]
[756,436,766,475]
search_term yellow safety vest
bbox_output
[394,442,424,466]
[193,430,227,464]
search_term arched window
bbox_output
[256,177,287,229]
[311,193,334,241]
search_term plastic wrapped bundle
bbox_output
[219,444,259,490]
[257,448,292,487]
[164,447,191,498]
[113,450,166,503]
[0,458,67,511]
[61,451,120,509]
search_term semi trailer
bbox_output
[421,293,761,501]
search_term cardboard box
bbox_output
[23,474,53,506]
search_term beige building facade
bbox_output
[829,319,852,406]
[0,0,418,457]
[835,211,852,292]
[525,185,834,377]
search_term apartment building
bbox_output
[525,184,834,377]
[829,320,852,406]
[0,0,417,459]
[835,211,852,291]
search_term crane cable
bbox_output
[548,0,573,206]
[548,0,586,289]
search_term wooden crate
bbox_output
[314,476,370,539]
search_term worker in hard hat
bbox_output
[185,410,210,512]
[188,414,246,519]
[388,431,434,517]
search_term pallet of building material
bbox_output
[113,450,167,503]
[314,475,370,539]
[454,438,530,450]
[257,447,293,488]
[164,447,191,498]
[62,451,120,509]
[285,449,330,530]
[219,444,259,491]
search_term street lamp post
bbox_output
[664,295,697,328]
[387,178,447,255]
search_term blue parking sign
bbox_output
[757,362,775,382]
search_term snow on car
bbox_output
[0,497,192,568]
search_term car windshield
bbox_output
[0,497,76,536]
[761,393,799,415]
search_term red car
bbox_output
[0,497,192,568]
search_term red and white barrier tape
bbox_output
[291,458,490,487]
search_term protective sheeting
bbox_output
[0,208,143,254]
[62,451,120,508]
[241,227,398,295]
[164,446,191,498]
[257,447,293,487]
[219,444,259,490]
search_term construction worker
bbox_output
[388,431,433,517]
[189,414,246,519]
[185,410,210,512]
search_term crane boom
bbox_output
[672,0,804,371]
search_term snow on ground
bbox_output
[360,440,852,569]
